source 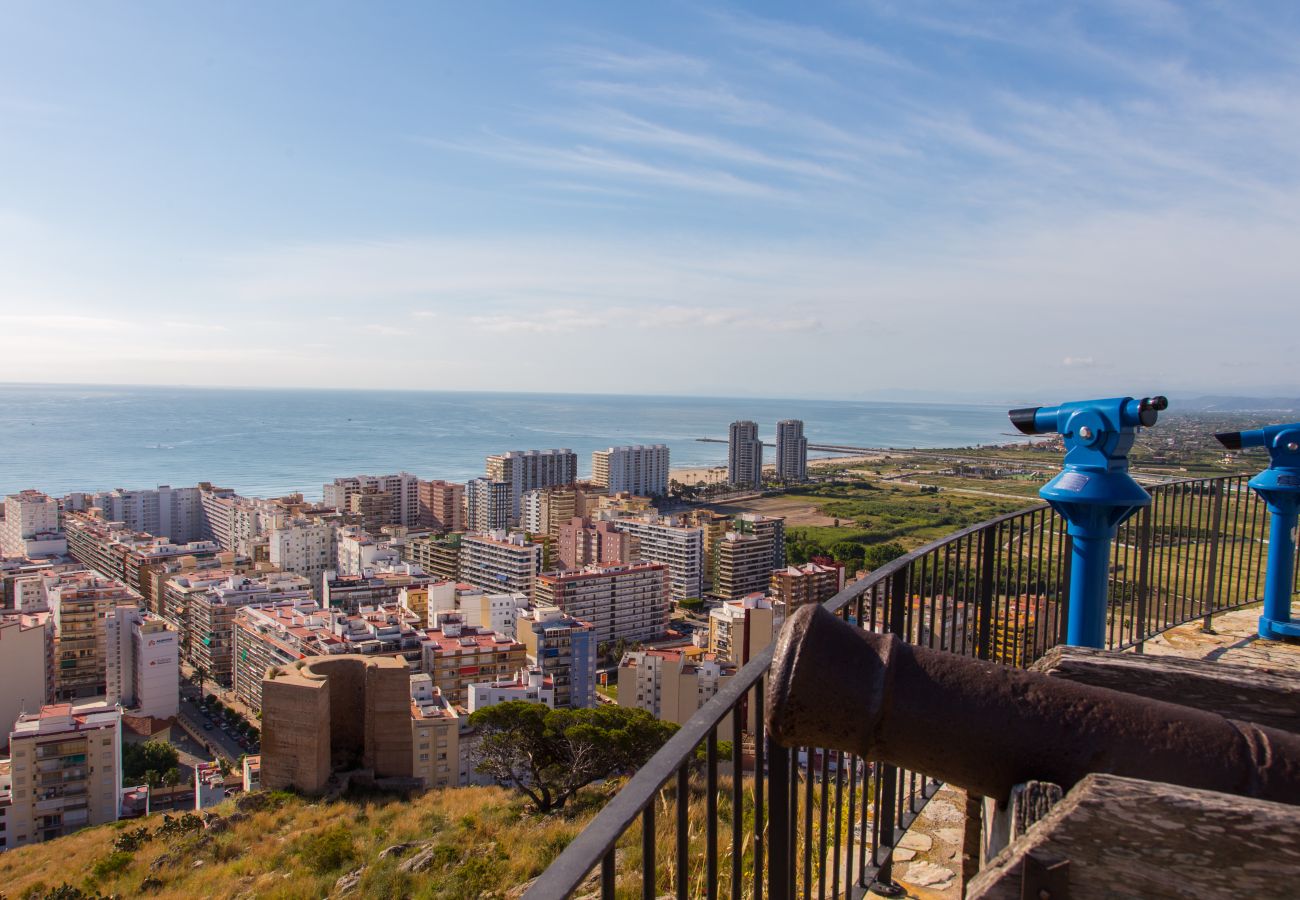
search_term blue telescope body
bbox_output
[1215,422,1300,640]
[1009,396,1167,647]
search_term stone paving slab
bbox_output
[1141,600,1300,673]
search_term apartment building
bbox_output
[516,605,597,709]
[684,510,731,593]
[348,488,399,535]
[465,479,511,533]
[557,518,632,570]
[47,573,138,700]
[713,515,786,600]
[230,600,342,712]
[322,473,420,527]
[417,480,465,532]
[323,563,434,615]
[88,485,210,544]
[335,527,400,576]
[607,515,705,602]
[410,674,461,789]
[418,619,525,706]
[104,606,179,720]
[185,573,313,686]
[459,531,543,598]
[708,593,779,666]
[770,560,845,609]
[727,420,764,489]
[400,533,462,582]
[485,449,578,524]
[63,512,223,612]
[3,701,123,848]
[618,647,736,726]
[590,445,670,497]
[0,613,53,745]
[268,518,337,599]
[534,562,669,644]
[0,491,63,558]
[775,419,809,482]
[467,666,555,712]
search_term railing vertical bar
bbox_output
[1225,479,1244,608]
[676,763,689,900]
[940,542,954,652]
[643,803,656,900]
[1134,503,1153,652]
[846,753,859,890]
[767,737,789,900]
[818,747,830,900]
[1204,483,1226,630]
[707,727,718,900]
[754,677,765,900]
[978,526,996,661]
[1190,481,1209,626]
[926,546,940,649]
[731,705,743,900]
[803,745,814,897]
[788,748,798,899]
[1012,514,1028,665]
[602,849,616,900]
[831,749,844,900]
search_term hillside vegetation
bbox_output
[0,784,612,900]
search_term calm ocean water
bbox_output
[0,384,1011,499]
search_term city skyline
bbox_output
[2,3,1298,398]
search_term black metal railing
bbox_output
[528,475,1292,899]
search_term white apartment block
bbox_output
[322,473,420,526]
[485,449,578,524]
[0,491,63,558]
[535,562,670,644]
[591,445,670,497]
[728,421,764,489]
[466,479,511,533]
[104,606,180,720]
[459,532,543,598]
[411,674,461,789]
[0,614,53,745]
[775,419,808,482]
[268,519,337,599]
[467,666,555,713]
[91,485,208,544]
[608,515,705,601]
[336,526,400,576]
[4,701,123,848]
[618,648,735,726]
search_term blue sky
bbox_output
[2,1,1298,401]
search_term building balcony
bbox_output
[530,473,1300,898]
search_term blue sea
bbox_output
[0,384,1013,499]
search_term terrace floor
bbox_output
[886,599,1300,899]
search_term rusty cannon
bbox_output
[766,604,1300,805]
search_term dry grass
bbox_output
[0,783,616,900]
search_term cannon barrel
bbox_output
[766,604,1300,805]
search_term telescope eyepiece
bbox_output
[1008,407,1041,435]
[1215,431,1243,451]
[1137,395,1168,427]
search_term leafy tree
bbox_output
[122,740,180,785]
[469,702,677,813]
[830,540,865,570]
[863,542,907,570]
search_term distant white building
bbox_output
[335,526,400,576]
[485,450,578,525]
[322,473,420,527]
[91,485,208,544]
[467,666,555,712]
[465,479,511,533]
[459,531,543,598]
[591,445,670,497]
[728,421,764,489]
[268,519,337,599]
[775,420,808,482]
[105,606,180,720]
[0,491,64,558]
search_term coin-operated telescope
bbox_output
[1009,396,1168,647]
[1216,423,1300,640]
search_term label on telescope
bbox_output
[1058,472,1090,492]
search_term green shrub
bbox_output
[297,824,357,874]
[90,851,133,879]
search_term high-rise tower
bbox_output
[727,421,763,489]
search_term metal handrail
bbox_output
[528,473,1282,899]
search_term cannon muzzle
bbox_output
[766,604,1300,804]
